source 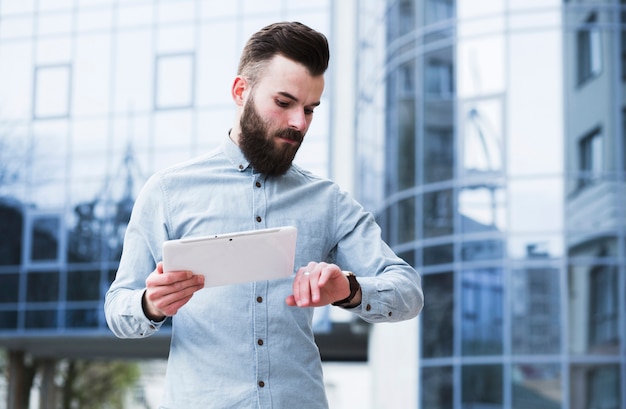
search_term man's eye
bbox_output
[304,108,315,115]
[276,99,289,108]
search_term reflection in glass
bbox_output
[422,272,453,358]
[155,53,195,109]
[462,364,503,409]
[67,270,100,301]
[509,178,563,233]
[66,308,99,328]
[577,126,604,190]
[569,262,620,355]
[461,239,503,262]
[397,75,416,191]
[423,243,453,266]
[459,185,506,233]
[26,271,59,302]
[31,214,60,262]
[425,0,454,24]
[0,311,18,329]
[424,126,454,183]
[461,99,503,175]
[33,64,71,119]
[576,11,602,86]
[0,273,19,303]
[397,196,416,244]
[570,364,620,409]
[424,189,453,238]
[589,265,618,349]
[461,268,503,355]
[422,365,453,409]
[511,268,560,355]
[512,363,561,409]
[25,310,57,329]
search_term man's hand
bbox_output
[285,262,361,308]
[142,261,205,321]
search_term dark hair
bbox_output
[237,21,329,85]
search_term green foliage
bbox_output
[60,360,140,409]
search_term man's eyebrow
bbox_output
[277,91,321,107]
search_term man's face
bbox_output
[237,55,324,176]
[239,96,303,176]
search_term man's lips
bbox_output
[277,136,299,145]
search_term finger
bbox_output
[308,271,321,303]
[148,280,203,315]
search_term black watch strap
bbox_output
[332,271,360,308]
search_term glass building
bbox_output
[355,0,625,408]
[0,1,374,405]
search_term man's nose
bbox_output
[288,109,307,131]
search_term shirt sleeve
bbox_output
[104,174,169,338]
[331,189,424,323]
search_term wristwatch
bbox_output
[331,271,361,308]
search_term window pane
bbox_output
[0,311,18,329]
[422,366,453,409]
[33,64,71,119]
[459,185,506,233]
[155,53,195,109]
[424,189,453,238]
[424,125,454,183]
[460,99,503,175]
[31,215,60,262]
[512,267,561,354]
[67,270,100,301]
[462,364,503,409]
[423,243,453,266]
[397,96,416,190]
[461,239,503,262]
[569,262,620,355]
[26,271,59,302]
[397,196,415,243]
[512,363,562,409]
[422,272,454,358]
[462,268,503,355]
[65,308,99,328]
[570,364,620,409]
[0,273,19,303]
[25,309,57,329]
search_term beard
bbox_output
[238,97,304,176]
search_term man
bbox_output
[105,21,423,408]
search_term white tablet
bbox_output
[162,226,297,287]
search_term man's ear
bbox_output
[231,76,248,107]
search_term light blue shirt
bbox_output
[104,136,423,409]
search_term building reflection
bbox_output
[355,1,625,408]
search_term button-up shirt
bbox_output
[104,136,423,409]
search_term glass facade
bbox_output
[356,0,626,408]
[0,1,331,341]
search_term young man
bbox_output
[105,22,423,408]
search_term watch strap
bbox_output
[332,271,360,308]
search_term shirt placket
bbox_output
[252,173,271,406]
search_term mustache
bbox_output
[274,128,304,144]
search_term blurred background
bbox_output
[0,0,624,408]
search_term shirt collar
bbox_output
[222,131,250,172]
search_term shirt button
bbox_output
[257,339,264,346]
[238,164,244,170]
[256,216,262,222]
[366,304,372,311]
[255,181,262,188]
[388,311,392,317]
[258,381,265,388]
[256,296,263,303]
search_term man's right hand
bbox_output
[142,261,205,321]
